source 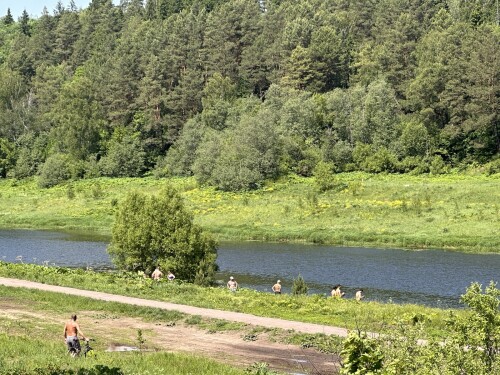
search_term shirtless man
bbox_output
[272,280,282,294]
[227,276,238,292]
[64,314,87,353]
[356,289,364,301]
[331,284,345,298]
[151,266,163,281]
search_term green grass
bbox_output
[0,334,247,375]
[0,285,255,375]
[0,262,465,339]
[0,173,498,253]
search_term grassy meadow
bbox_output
[0,172,498,253]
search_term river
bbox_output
[0,229,498,308]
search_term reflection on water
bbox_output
[0,230,498,308]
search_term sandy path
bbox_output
[0,277,348,337]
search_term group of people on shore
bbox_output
[151,266,175,281]
[331,284,364,301]
[226,276,364,301]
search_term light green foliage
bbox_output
[291,274,308,295]
[161,116,205,177]
[0,261,455,338]
[340,282,500,374]
[399,120,430,157]
[0,137,14,178]
[340,332,383,374]
[313,161,337,192]
[0,173,499,253]
[108,185,218,285]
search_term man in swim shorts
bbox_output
[64,314,87,353]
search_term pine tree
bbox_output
[3,8,14,25]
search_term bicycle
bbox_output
[68,338,96,358]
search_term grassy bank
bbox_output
[0,173,498,253]
[0,262,464,339]
[0,286,250,375]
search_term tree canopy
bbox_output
[0,0,498,190]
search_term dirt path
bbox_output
[0,277,344,374]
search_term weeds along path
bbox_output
[0,277,348,337]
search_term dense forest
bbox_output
[0,0,498,190]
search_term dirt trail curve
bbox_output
[0,277,348,337]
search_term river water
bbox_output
[0,229,498,308]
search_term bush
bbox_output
[485,158,500,175]
[161,116,205,177]
[291,274,308,295]
[12,132,48,179]
[37,153,72,188]
[360,147,399,173]
[108,185,218,285]
[429,155,449,175]
[313,161,337,192]
[99,133,145,177]
[340,282,500,374]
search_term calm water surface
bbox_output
[1,230,498,308]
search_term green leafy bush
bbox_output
[108,185,218,285]
[37,153,72,188]
[291,274,308,295]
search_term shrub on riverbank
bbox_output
[0,173,498,253]
[340,282,500,374]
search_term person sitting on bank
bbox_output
[151,266,163,281]
[272,280,282,294]
[356,289,364,301]
[167,271,175,281]
[227,276,238,292]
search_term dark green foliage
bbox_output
[99,129,145,177]
[3,9,14,26]
[37,153,72,188]
[19,10,31,36]
[0,0,497,190]
[291,274,308,295]
[108,186,218,285]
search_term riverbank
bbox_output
[0,173,499,253]
[0,262,461,338]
